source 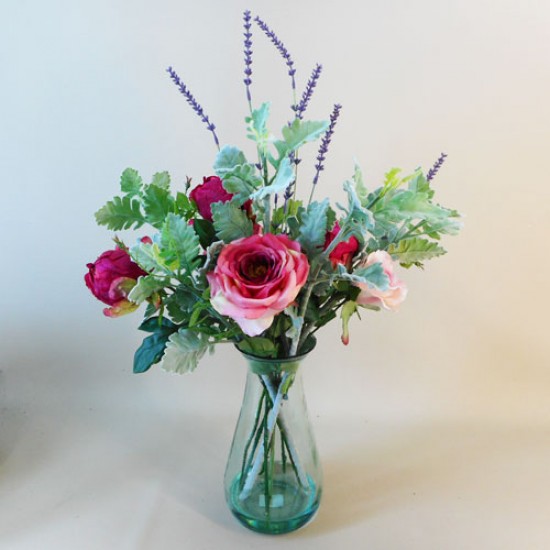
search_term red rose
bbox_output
[85,247,147,318]
[189,176,233,222]
[324,222,360,268]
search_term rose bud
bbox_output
[189,176,233,222]
[85,247,148,318]
[324,222,360,269]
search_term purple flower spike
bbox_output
[294,64,323,119]
[426,152,448,182]
[254,16,296,92]
[166,66,220,150]
[313,104,342,186]
[243,10,253,104]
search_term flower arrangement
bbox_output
[85,11,461,533]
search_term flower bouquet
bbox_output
[85,11,461,534]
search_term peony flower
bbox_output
[85,247,148,318]
[207,234,309,336]
[189,176,233,222]
[355,250,407,311]
[324,221,360,268]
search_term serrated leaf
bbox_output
[120,168,143,196]
[130,240,172,274]
[159,329,212,374]
[95,195,145,230]
[211,201,254,242]
[281,119,329,151]
[252,157,295,200]
[298,199,330,256]
[142,184,175,228]
[161,213,201,274]
[388,237,446,264]
[222,164,262,201]
[213,145,248,176]
[246,103,271,151]
[353,161,369,205]
[128,275,169,304]
[151,171,171,190]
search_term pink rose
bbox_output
[324,222,360,268]
[85,247,148,318]
[189,176,233,222]
[356,250,407,310]
[207,234,309,336]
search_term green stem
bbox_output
[240,391,266,489]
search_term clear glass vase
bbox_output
[224,349,322,534]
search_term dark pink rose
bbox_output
[324,222,360,268]
[85,247,147,318]
[207,234,309,336]
[189,176,233,222]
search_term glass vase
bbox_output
[224,349,322,534]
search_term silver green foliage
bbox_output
[159,329,213,374]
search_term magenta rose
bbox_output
[85,247,148,318]
[207,234,310,336]
[324,222,360,268]
[189,176,233,222]
[355,250,407,311]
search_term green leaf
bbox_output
[95,196,145,230]
[161,213,201,274]
[175,192,196,219]
[151,171,171,190]
[387,237,446,264]
[236,337,277,358]
[335,262,389,290]
[222,164,263,201]
[407,169,433,198]
[159,329,212,374]
[353,161,369,205]
[142,184,175,229]
[213,145,247,176]
[251,157,295,200]
[120,168,143,196]
[138,316,177,333]
[134,332,171,373]
[211,201,254,242]
[130,240,171,274]
[246,103,271,151]
[128,275,169,304]
[298,199,330,256]
[280,119,329,152]
[193,219,217,249]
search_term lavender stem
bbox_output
[243,10,253,112]
[166,66,220,151]
[294,63,323,120]
[309,103,342,204]
[426,152,448,182]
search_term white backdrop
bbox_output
[1,1,550,548]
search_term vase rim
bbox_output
[235,336,316,364]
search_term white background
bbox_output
[1,0,550,548]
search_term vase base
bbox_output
[227,475,320,535]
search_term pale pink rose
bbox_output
[207,234,309,336]
[356,250,407,311]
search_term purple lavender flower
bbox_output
[426,152,448,182]
[166,66,220,150]
[254,16,296,93]
[243,10,253,105]
[313,104,342,187]
[294,64,323,119]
